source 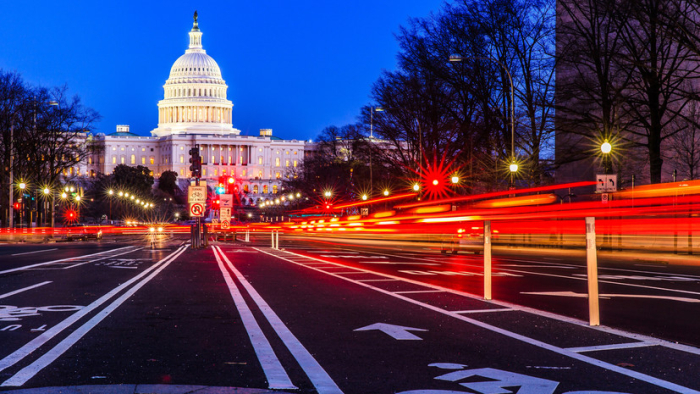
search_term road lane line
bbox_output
[211,247,296,390]
[258,247,700,394]
[453,308,514,314]
[1,245,188,387]
[10,249,58,256]
[567,342,657,353]
[0,246,183,378]
[356,279,399,282]
[394,290,444,294]
[0,246,137,275]
[216,246,343,394]
[0,282,52,300]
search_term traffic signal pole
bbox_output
[189,145,203,249]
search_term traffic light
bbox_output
[189,145,201,178]
[13,202,20,210]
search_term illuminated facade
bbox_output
[86,13,306,204]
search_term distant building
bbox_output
[84,13,306,205]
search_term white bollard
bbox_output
[483,220,492,300]
[585,217,600,326]
[271,231,276,249]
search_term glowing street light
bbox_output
[451,176,459,184]
[383,189,389,196]
[509,162,519,173]
[601,140,612,174]
[413,183,420,192]
[362,194,368,201]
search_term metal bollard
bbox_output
[483,220,492,300]
[585,217,600,326]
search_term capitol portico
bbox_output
[85,13,306,204]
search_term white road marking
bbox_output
[394,290,444,294]
[453,308,514,314]
[521,291,700,303]
[108,266,138,269]
[215,246,343,394]
[501,264,575,269]
[355,323,427,340]
[1,245,188,387]
[0,282,52,300]
[257,248,700,394]
[0,246,138,275]
[567,342,657,353]
[361,261,440,266]
[357,279,399,282]
[212,247,296,390]
[0,246,186,381]
[573,273,698,282]
[11,249,58,256]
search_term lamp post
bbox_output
[108,189,114,223]
[369,106,384,198]
[43,188,50,226]
[19,182,26,228]
[449,55,516,187]
[601,140,612,174]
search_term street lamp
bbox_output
[43,188,50,226]
[108,189,114,223]
[450,55,516,186]
[383,189,390,196]
[369,106,385,197]
[6,100,57,229]
[19,182,26,228]
[601,140,612,174]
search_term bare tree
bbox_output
[668,101,700,180]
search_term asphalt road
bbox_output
[0,234,698,393]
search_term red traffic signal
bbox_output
[227,177,234,184]
[13,202,20,210]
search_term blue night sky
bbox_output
[1,1,446,141]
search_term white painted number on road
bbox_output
[0,305,83,321]
[396,365,631,394]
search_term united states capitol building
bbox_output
[84,14,306,205]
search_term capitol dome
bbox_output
[169,52,222,79]
[151,12,239,137]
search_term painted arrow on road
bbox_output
[521,291,700,303]
[354,323,427,340]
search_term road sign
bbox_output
[220,207,231,222]
[220,194,233,208]
[596,174,617,193]
[189,203,204,217]
[221,220,230,229]
[188,185,207,204]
